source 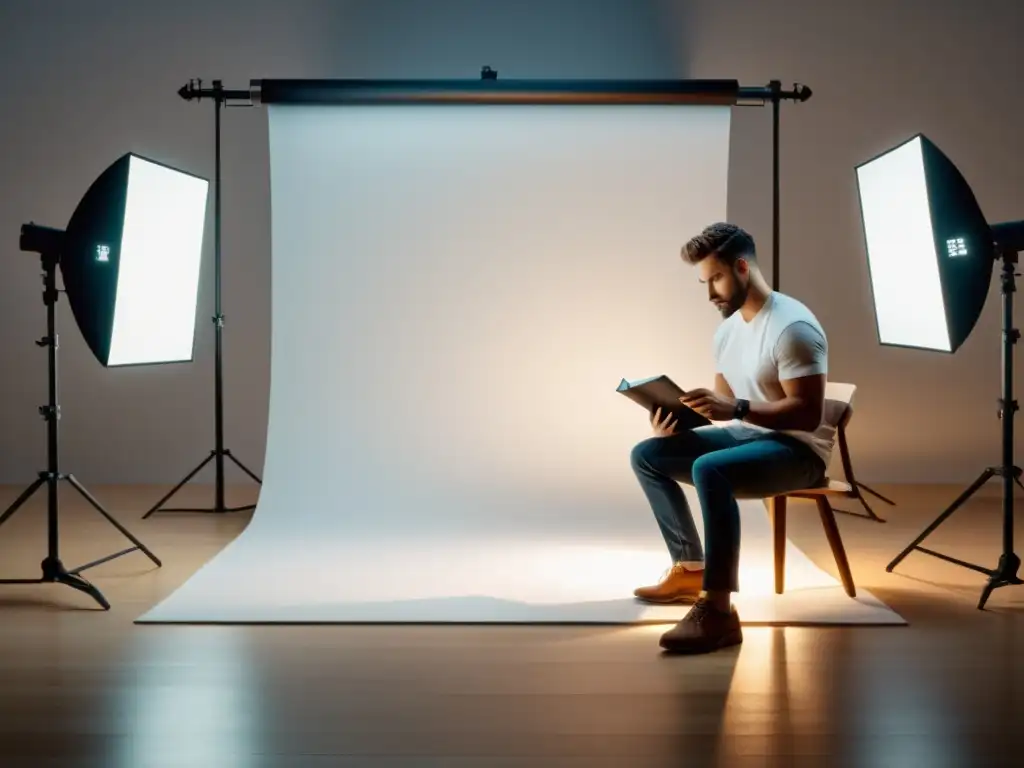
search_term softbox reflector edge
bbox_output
[63,153,131,366]
[62,153,210,367]
[855,133,995,354]
[920,135,994,353]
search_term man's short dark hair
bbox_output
[681,222,756,267]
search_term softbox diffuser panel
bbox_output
[855,134,993,354]
[138,102,902,625]
[109,155,208,366]
[63,153,208,367]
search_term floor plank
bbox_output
[0,482,1021,767]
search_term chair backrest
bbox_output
[823,382,856,431]
[815,381,856,477]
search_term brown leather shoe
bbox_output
[633,563,704,604]
[658,598,743,654]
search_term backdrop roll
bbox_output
[138,100,903,625]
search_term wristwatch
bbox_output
[733,398,750,420]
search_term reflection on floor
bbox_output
[0,482,1021,767]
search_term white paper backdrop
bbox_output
[138,102,902,625]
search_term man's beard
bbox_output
[715,282,748,318]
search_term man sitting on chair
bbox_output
[630,222,834,655]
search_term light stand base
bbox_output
[142,450,260,517]
[0,472,163,610]
[886,465,1023,609]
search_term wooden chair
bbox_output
[764,382,868,598]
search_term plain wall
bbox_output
[0,0,1021,486]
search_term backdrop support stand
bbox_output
[150,74,812,517]
[0,248,162,609]
[887,250,1023,609]
[144,80,262,518]
[756,78,892,522]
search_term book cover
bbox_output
[616,374,711,430]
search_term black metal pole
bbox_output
[213,81,226,513]
[46,253,59,562]
[249,77,811,107]
[143,80,262,518]
[990,252,1022,607]
[770,80,781,291]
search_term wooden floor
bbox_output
[0,481,1021,767]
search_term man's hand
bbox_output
[650,407,677,437]
[679,388,737,421]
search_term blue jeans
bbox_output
[630,426,827,593]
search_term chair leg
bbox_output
[833,491,887,523]
[768,496,787,594]
[856,481,896,506]
[834,425,890,522]
[815,497,856,597]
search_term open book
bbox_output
[616,375,711,431]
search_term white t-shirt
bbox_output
[712,291,834,467]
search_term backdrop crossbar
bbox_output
[248,76,811,108]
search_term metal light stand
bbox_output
[0,237,162,609]
[143,80,262,518]
[887,248,1023,609]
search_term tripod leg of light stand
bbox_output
[0,472,112,610]
[976,464,1023,610]
[886,467,995,572]
[41,553,111,610]
[977,555,1024,610]
[226,449,261,485]
[0,474,162,610]
[144,450,258,515]
[141,451,216,518]
[0,475,47,530]
[978,560,1024,609]
[64,474,161,568]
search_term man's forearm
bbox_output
[741,397,822,432]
